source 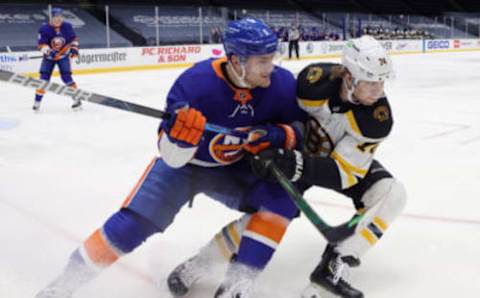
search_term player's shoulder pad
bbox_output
[297,62,344,102]
[173,58,218,91]
[274,65,295,79]
[349,97,393,139]
[39,23,50,33]
[271,65,296,87]
[62,21,73,29]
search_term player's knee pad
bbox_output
[102,208,158,254]
[60,72,73,85]
[260,196,299,220]
[336,179,406,258]
[39,72,52,81]
[361,178,407,222]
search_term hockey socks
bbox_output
[36,209,158,296]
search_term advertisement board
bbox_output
[1,39,479,76]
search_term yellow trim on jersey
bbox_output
[360,228,377,245]
[298,98,328,107]
[330,151,368,177]
[346,110,362,136]
[373,217,388,231]
[334,159,358,187]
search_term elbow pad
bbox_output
[158,134,198,168]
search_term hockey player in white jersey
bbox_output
[168,35,407,298]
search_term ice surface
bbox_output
[1,52,479,297]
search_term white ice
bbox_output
[1,51,479,298]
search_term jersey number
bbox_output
[357,142,379,154]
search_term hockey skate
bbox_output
[214,262,258,298]
[71,99,82,110]
[167,255,212,297]
[32,101,41,111]
[301,245,363,298]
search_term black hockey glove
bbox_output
[250,148,304,182]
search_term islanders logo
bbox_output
[50,37,66,51]
[209,133,247,164]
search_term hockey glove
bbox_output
[244,124,298,155]
[47,49,59,60]
[69,46,79,58]
[250,148,304,182]
[164,106,206,146]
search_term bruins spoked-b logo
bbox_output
[306,66,323,84]
[373,105,390,122]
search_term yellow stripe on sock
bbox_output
[215,234,232,260]
[373,217,388,231]
[227,222,241,248]
[360,228,377,245]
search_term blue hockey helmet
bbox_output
[223,17,278,58]
[51,7,63,17]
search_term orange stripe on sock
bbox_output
[36,89,45,95]
[121,158,156,207]
[84,228,119,266]
[245,212,289,244]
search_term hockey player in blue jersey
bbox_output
[33,7,81,111]
[35,18,307,298]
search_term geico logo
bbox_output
[427,40,450,49]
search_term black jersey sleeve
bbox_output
[297,62,344,102]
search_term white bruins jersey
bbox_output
[297,63,393,189]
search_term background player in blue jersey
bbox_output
[33,8,81,111]
[36,18,307,298]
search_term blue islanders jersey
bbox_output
[161,57,307,167]
[37,21,77,58]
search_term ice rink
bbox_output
[1,51,479,298]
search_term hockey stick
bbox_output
[19,42,77,61]
[0,69,359,241]
[19,55,43,61]
[0,69,246,138]
[259,157,363,243]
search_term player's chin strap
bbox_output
[227,58,251,89]
[344,78,360,105]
